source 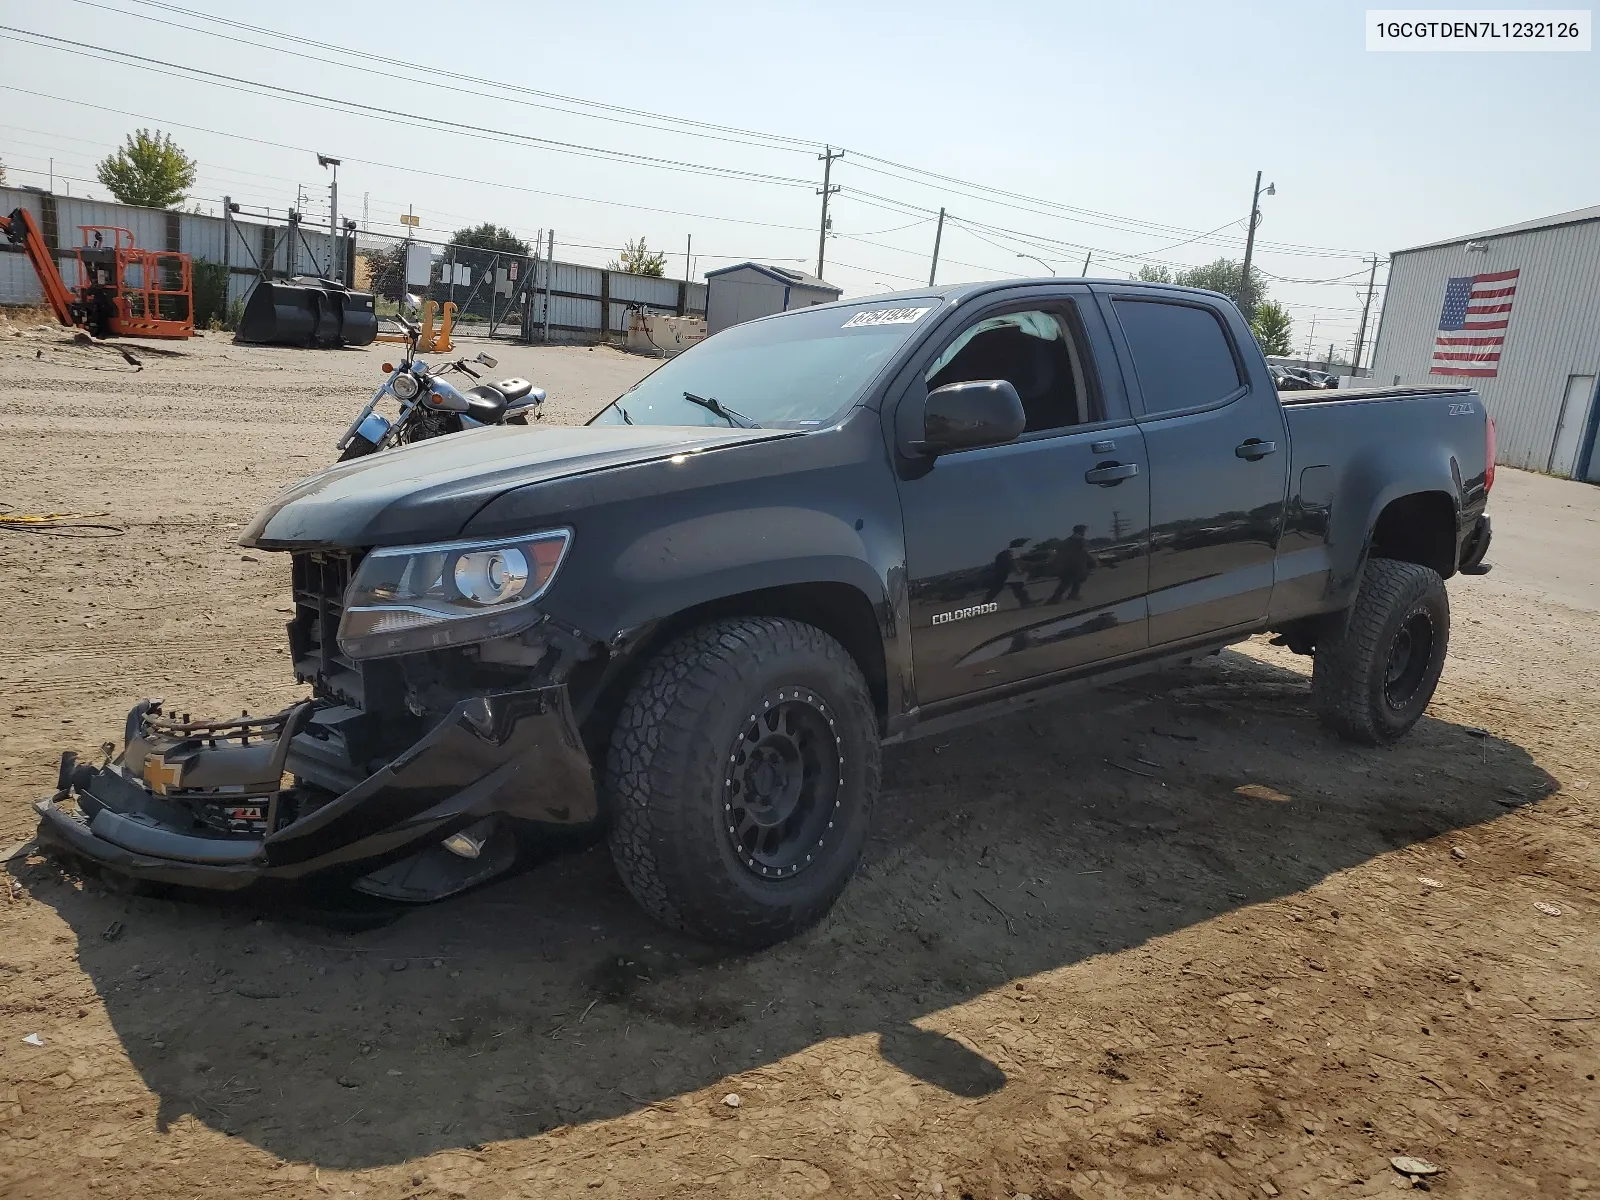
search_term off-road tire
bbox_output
[604,616,880,947]
[1312,557,1450,745]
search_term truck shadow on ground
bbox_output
[17,648,1557,1169]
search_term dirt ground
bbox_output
[1,316,1596,1200]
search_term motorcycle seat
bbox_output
[474,377,536,403]
[465,380,544,424]
[504,384,546,411]
[463,387,507,423]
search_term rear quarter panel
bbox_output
[1272,389,1488,620]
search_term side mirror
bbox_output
[914,379,1026,455]
[474,352,499,368]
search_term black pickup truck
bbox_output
[37,280,1496,947]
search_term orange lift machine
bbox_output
[2,207,193,339]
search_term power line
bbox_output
[60,0,1373,263]
[0,27,816,189]
[844,150,1369,258]
[97,0,824,153]
[65,0,823,160]
[0,86,819,235]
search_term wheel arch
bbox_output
[1367,489,1459,580]
[574,579,891,755]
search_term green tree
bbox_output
[364,242,407,300]
[1250,300,1294,356]
[607,237,667,277]
[449,223,529,255]
[190,259,230,328]
[1175,258,1269,311]
[95,129,197,209]
[1136,258,1270,315]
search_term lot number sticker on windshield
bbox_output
[842,306,932,328]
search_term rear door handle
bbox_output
[1085,461,1139,486]
[1235,439,1278,460]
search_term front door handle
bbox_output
[1235,439,1278,460]
[1085,461,1139,486]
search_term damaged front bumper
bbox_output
[35,686,597,901]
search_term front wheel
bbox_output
[604,617,880,947]
[1312,557,1450,745]
[337,434,380,461]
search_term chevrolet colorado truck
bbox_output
[37,279,1496,947]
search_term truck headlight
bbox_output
[337,531,570,659]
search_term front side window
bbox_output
[589,300,941,429]
[925,307,1097,433]
[1112,299,1243,416]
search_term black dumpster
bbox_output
[235,277,378,348]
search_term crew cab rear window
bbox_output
[1113,299,1243,416]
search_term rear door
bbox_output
[1099,292,1290,646]
[895,288,1152,705]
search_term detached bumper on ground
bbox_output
[35,686,597,901]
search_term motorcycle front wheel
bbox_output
[338,434,380,461]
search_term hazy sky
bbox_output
[2,0,1596,357]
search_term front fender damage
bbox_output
[35,686,597,902]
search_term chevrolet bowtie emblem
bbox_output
[143,754,185,795]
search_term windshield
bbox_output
[590,299,942,429]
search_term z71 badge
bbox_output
[931,602,998,626]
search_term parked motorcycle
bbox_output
[335,317,545,460]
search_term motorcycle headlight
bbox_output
[337,531,570,659]
[391,371,421,401]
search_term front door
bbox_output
[897,293,1152,706]
[1102,293,1290,646]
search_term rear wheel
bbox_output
[604,616,880,947]
[1312,557,1450,744]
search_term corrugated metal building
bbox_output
[704,263,841,334]
[1369,204,1600,481]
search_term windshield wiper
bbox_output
[682,391,759,428]
[616,403,634,424]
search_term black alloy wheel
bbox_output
[723,687,842,879]
[1383,608,1436,710]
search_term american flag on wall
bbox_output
[1430,269,1519,378]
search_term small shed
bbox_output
[703,263,842,335]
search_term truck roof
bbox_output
[794,277,1241,316]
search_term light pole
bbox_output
[1238,170,1274,318]
[317,154,341,280]
[1016,253,1056,276]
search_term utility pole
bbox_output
[362,191,370,233]
[1352,253,1379,372]
[318,155,341,280]
[685,233,692,283]
[816,145,842,279]
[1081,250,1093,276]
[1303,315,1318,362]
[1238,170,1274,319]
[542,229,554,343]
[927,206,945,286]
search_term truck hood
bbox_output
[239,424,794,550]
